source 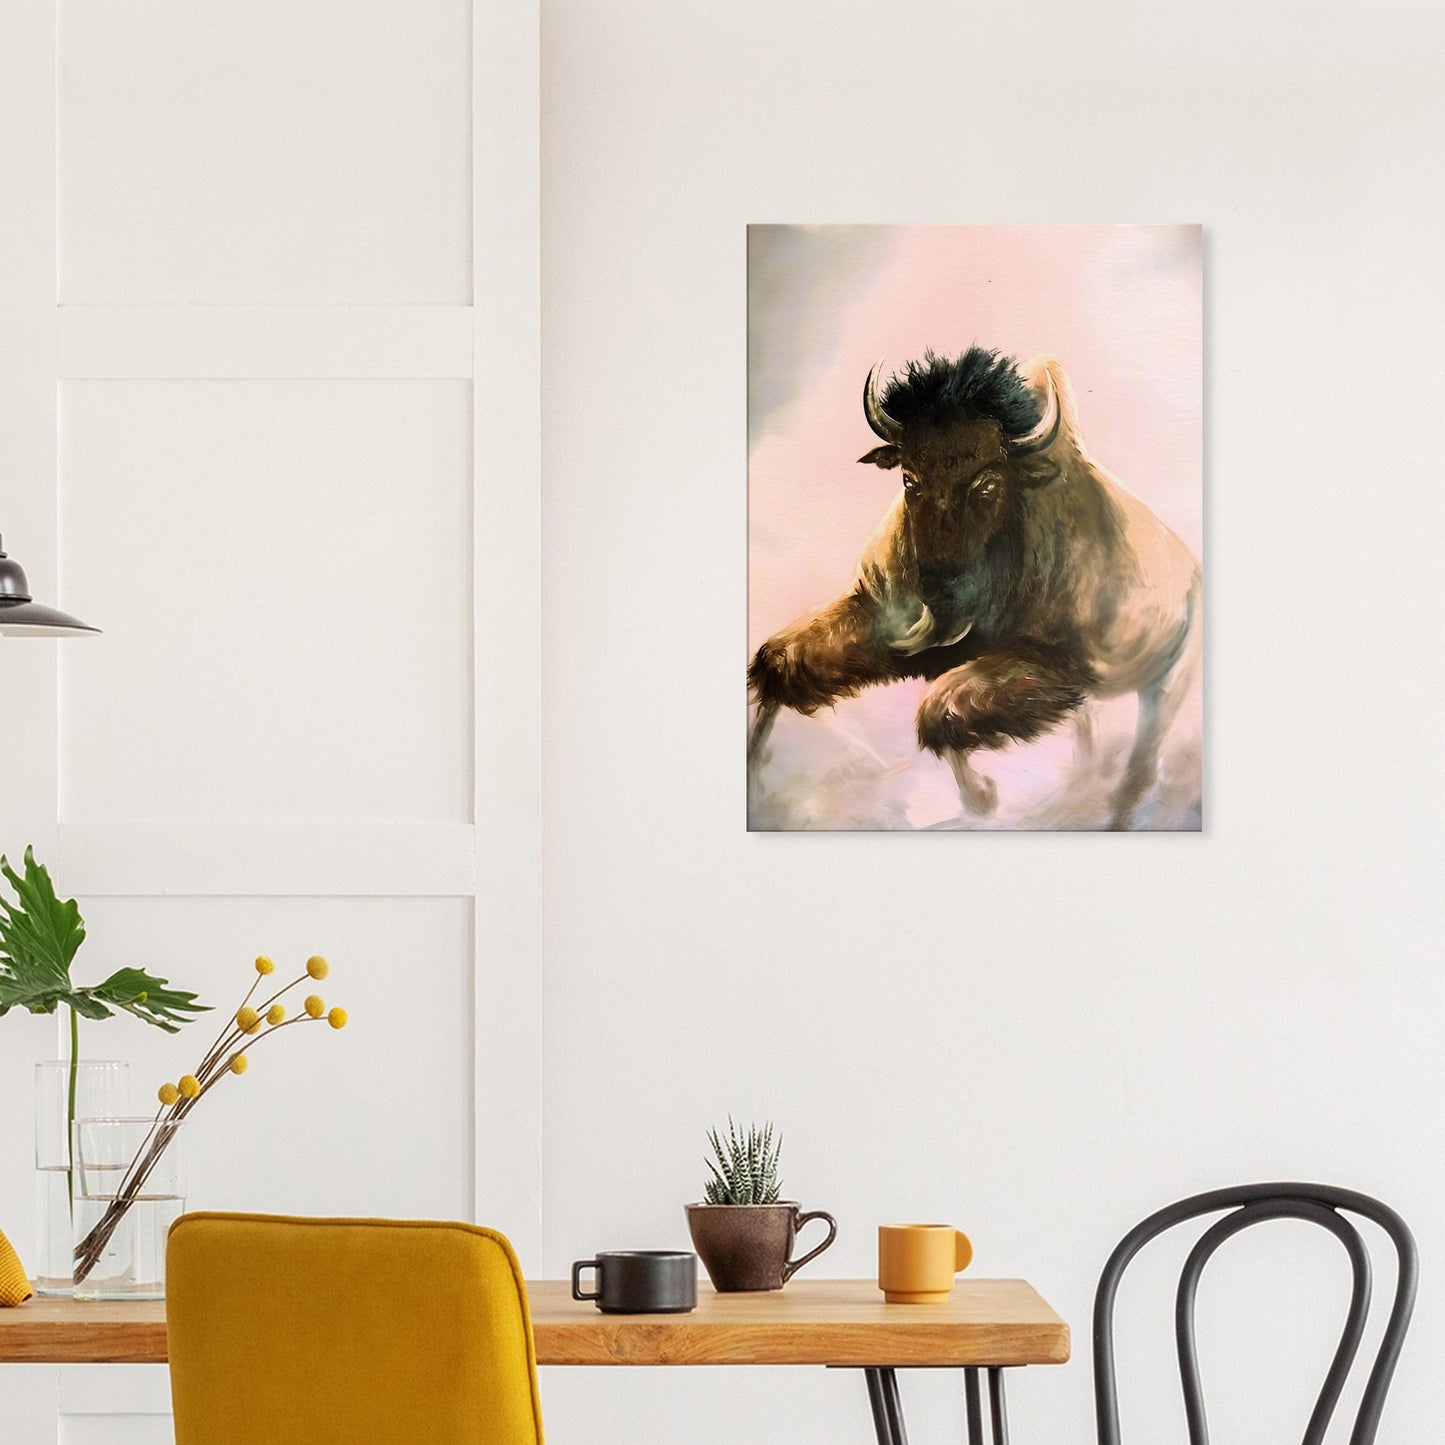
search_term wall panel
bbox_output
[0,1,544,1437]
[58,378,473,825]
[57,306,475,381]
[58,0,472,305]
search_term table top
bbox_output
[0,1278,1069,1368]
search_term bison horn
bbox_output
[1006,369,1061,455]
[864,357,903,444]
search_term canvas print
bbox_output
[748,224,1202,831]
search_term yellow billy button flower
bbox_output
[230,1055,248,1075]
[158,1082,180,1107]
[267,1004,286,1026]
[327,1007,347,1030]
[306,955,330,980]
[304,994,325,1019]
[236,1005,261,1033]
[254,955,275,975]
[178,1075,201,1100]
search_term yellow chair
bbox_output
[167,1212,544,1445]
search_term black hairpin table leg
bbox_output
[964,1367,1012,1444]
[965,1368,985,1444]
[863,1367,910,1445]
[862,1364,1011,1444]
[988,1368,1010,1445]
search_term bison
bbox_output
[747,348,1201,829]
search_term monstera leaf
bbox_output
[81,967,207,1033]
[0,848,86,1016]
[0,847,207,1030]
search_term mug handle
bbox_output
[955,1229,974,1272]
[571,1259,600,1301]
[782,1209,838,1282]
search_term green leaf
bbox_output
[704,1162,731,1204]
[703,1118,785,1205]
[0,983,110,1021]
[0,847,86,1010]
[66,992,116,1021]
[0,847,209,1033]
[82,967,210,1034]
[0,976,69,1016]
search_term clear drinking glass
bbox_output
[33,1060,129,1295]
[71,1115,185,1301]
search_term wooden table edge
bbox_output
[0,1278,1071,1369]
[529,1324,1073,1368]
[527,1277,1070,1368]
[0,1306,168,1365]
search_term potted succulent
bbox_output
[685,1119,836,1292]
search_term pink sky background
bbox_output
[747,224,1202,830]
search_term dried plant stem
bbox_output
[71,1118,182,1283]
[72,973,327,1285]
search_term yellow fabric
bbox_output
[0,1226,33,1306]
[166,1212,544,1445]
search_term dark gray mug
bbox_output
[571,1250,698,1313]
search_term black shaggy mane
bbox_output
[880,347,1042,436]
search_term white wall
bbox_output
[538,1,1444,1442]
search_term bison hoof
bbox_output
[747,703,778,766]
[959,769,998,816]
[941,748,997,816]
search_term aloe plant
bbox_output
[703,1118,782,1205]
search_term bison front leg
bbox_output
[747,700,780,768]
[915,645,1090,816]
[748,591,898,769]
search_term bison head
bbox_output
[858,351,1062,618]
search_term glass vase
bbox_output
[33,1060,129,1296]
[72,1115,185,1301]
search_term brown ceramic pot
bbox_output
[684,1201,837,1292]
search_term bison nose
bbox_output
[917,567,953,602]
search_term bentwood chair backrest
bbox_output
[1093,1183,1417,1445]
[167,1212,545,1445]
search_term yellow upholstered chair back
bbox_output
[0,1226,33,1306]
[167,1212,544,1445]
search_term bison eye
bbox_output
[902,472,920,498]
[971,473,1000,501]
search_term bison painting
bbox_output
[748,347,1201,830]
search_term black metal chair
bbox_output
[865,1182,1417,1445]
[1093,1182,1417,1445]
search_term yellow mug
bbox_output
[878,1223,974,1303]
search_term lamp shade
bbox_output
[0,536,99,636]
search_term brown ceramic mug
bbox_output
[685,1201,837,1292]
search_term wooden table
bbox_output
[0,1278,1069,1444]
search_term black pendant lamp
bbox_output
[0,535,99,636]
